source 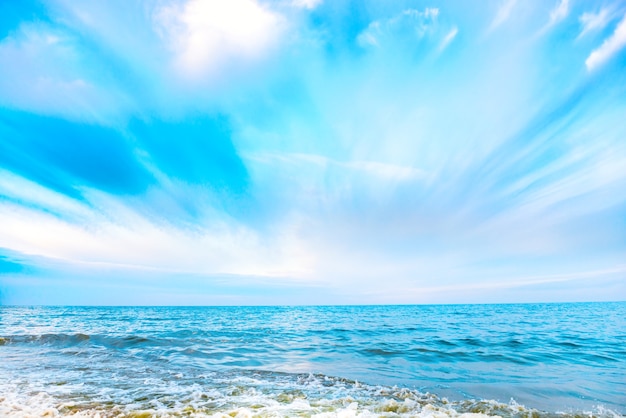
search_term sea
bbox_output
[0,303,624,417]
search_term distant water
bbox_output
[1,303,624,417]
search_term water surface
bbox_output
[1,303,624,417]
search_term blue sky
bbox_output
[1,0,625,305]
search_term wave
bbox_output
[0,372,623,418]
[0,333,538,367]
[0,333,152,348]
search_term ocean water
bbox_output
[0,303,624,417]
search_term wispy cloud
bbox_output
[356,8,440,49]
[578,8,612,39]
[586,13,626,71]
[369,265,626,304]
[488,0,517,32]
[0,190,313,279]
[547,0,570,28]
[291,0,322,10]
[246,152,428,183]
[439,27,458,52]
[0,23,132,123]
[536,0,570,35]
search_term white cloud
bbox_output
[488,0,517,32]
[246,152,427,183]
[0,189,314,279]
[439,27,458,51]
[402,8,439,20]
[343,160,427,181]
[356,8,439,49]
[578,8,612,39]
[409,265,626,295]
[356,22,380,47]
[0,170,90,221]
[292,0,322,10]
[547,0,570,27]
[155,0,283,78]
[586,14,626,71]
[535,0,571,37]
[0,23,131,122]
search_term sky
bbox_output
[0,0,625,306]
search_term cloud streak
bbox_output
[439,27,458,52]
[578,8,612,39]
[548,0,570,28]
[586,13,626,71]
[488,0,517,32]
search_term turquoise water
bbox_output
[0,303,624,417]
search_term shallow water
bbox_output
[0,303,624,417]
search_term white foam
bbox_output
[1,373,624,418]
